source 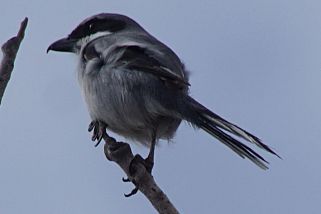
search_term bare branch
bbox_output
[0,17,28,105]
[103,133,179,214]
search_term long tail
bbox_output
[183,96,280,170]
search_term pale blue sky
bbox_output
[1,1,321,213]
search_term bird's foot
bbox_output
[90,122,141,197]
[88,120,107,147]
[104,141,141,197]
[123,154,154,197]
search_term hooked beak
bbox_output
[47,37,78,53]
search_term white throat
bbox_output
[77,31,112,48]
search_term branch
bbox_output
[0,17,28,105]
[103,133,179,214]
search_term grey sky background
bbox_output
[1,0,321,213]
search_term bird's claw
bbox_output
[88,121,95,132]
[122,177,131,182]
[124,187,139,197]
[89,122,154,198]
[122,154,154,197]
[88,120,107,147]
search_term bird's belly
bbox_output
[79,71,180,145]
[87,90,149,139]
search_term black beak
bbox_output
[47,37,78,53]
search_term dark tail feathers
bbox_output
[184,96,280,170]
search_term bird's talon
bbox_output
[124,187,138,197]
[88,121,96,132]
[94,141,100,147]
[122,177,131,182]
[98,134,103,143]
[91,135,96,141]
[88,120,107,146]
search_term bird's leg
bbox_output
[145,132,156,173]
[129,132,156,174]
[124,133,156,197]
[88,120,107,147]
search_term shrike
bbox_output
[48,13,279,172]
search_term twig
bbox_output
[103,133,179,214]
[0,17,28,105]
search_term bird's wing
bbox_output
[113,44,190,89]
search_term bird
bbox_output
[47,13,279,172]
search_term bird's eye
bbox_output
[89,23,94,30]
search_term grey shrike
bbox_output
[47,13,279,171]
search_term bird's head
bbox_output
[47,13,142,54]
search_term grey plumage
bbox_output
[48,13,279,170]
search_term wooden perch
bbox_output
[102,133,179,214]
[0,17,28,105]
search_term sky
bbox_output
[1,0,321,213]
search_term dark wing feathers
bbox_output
[116,45,190,88]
